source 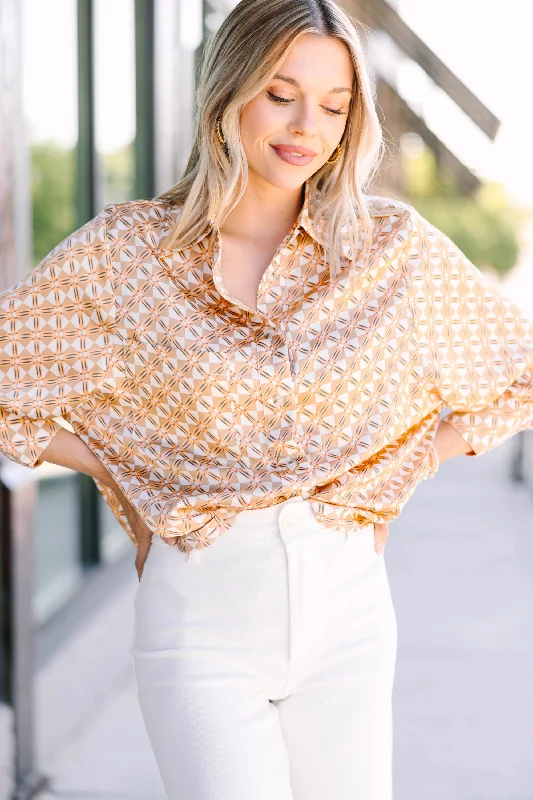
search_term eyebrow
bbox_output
[272,72,353,95]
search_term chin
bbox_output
[254,168,309,192]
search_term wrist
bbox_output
[92,463,125,500]
[435,419,474,462]
[424,440,440,480]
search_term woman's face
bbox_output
[239,33,354,192]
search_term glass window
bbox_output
[22,0,78,267]
[34,469,82,624]
[99,494,131,564]
[22,0,84,623]
[94,0,136,207]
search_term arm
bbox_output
[39,425,117,486]
[39,425,138,522]
[407,206,533,459]
[0,208,116,468]
[40,426,153,566]
[0,207,152,557]
[374,214,533,555]
[434,418,476,463]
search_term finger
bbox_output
[135,539,152,581]
[135,558,147,582]
[374,521,389,554]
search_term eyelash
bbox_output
[266,91,347,116]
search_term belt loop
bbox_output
[188,548,201,564]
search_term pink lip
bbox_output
[271,144,316,166]
[272,144,317,156]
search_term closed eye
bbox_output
[266,91,347,116]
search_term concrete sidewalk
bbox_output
[32,434,533,800]
[38,668,166,799]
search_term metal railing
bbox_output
[1,458,49,799]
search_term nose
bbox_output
[287,103,320,140]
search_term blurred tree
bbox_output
[31,141,135,267]
[98,140,135,206]
[402,141,531,276]
[31,143,77,266]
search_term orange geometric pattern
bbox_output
[1,181,532,555]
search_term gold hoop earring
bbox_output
[216,117,230,157]
[326,143,342,164]
[216,117,225,145]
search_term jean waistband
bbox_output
[229,492,310,527]
[153,491,316,564]
[188,494,312,563]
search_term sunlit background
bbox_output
[1,1,532,799]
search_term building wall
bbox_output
[0,0,31,290]
[0,0,204,634]
[154,0,200,192]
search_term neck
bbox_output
[220,178,305,242]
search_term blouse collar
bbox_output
[164,179,368,262]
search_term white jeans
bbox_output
[131,495,398,800]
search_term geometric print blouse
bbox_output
[1,179,532,557]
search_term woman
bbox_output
[1,0,532,797]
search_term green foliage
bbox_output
[31,140,135,267]
[99,141,135,206]
[403,143,531,276]
[31,143,77,266]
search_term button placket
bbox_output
[256,323,295,416]
[252,244,306,468]
[281,436,307,470]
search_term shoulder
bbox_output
[356,195,419,259]
[364,195,440,239]
[362,195,417,243]
[364,194,413,220]
[102,198,179,245]
[363,196,454,247]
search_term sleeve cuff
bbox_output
[0,416,63,468]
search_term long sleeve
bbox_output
[406,206,533,457]
[0,207,117,468]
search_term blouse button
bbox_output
[272,395,284,407]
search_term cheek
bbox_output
[240,98,283,147]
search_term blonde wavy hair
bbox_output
[155,0,385,282]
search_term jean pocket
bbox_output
[136,537,160,587]
[366,523,382,554]
[349,524,379,557]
